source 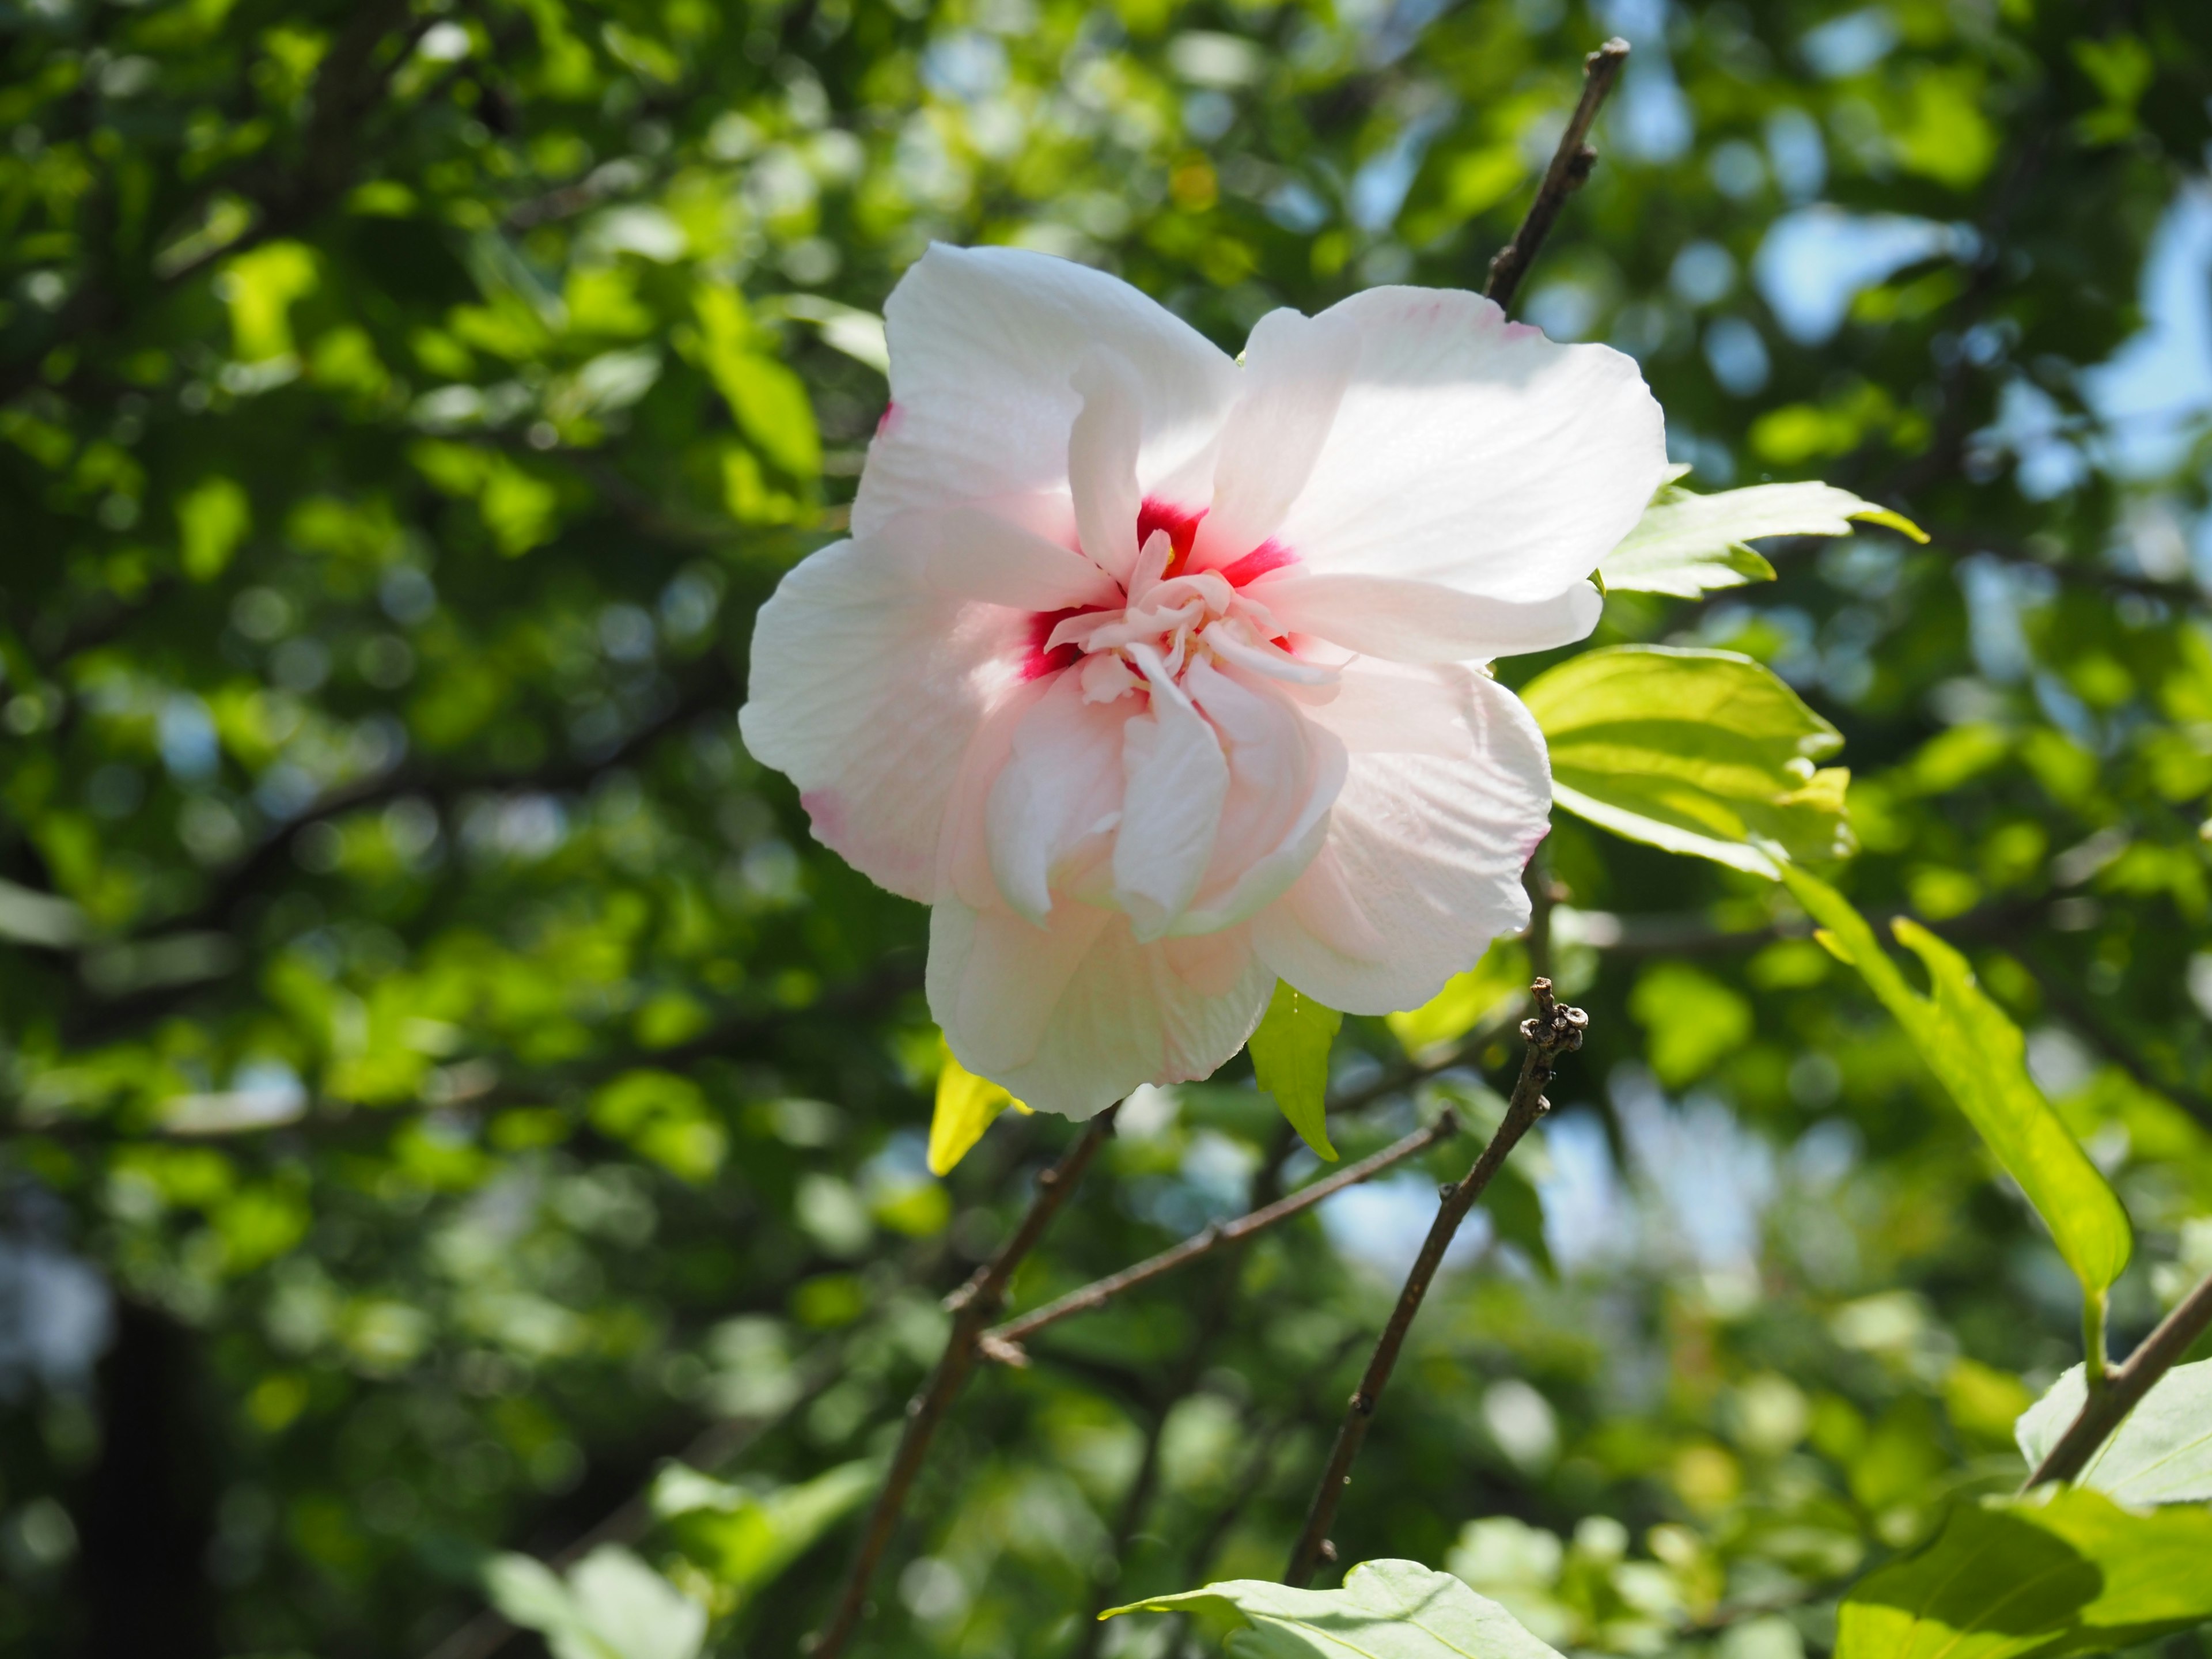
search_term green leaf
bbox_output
[483,1544,707,1659]
[1521,646,1851,877]
[693,285,821,478]
[1778,867,2132,1294]
[176,476,251,581]
[1250,980,1343,1161]
[2016,1359,2212,1504]
[1385,938,1528,1059]
[1599,478,1928,600]
[1836,1488,2212,1659]
[653,1459,877,1601]
[1104,1559,1569,1659]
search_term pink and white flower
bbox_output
[740,246,1665,1118]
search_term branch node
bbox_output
[977,1334,1029,1369]
[1437,1180,1459,1202]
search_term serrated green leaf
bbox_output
[1104,1558,1569,1659]
[1385,938,1529,1059]
[1836,1488,2212,1659]
[1521,646,1851,877]
[2016,1359,2212,1504]
[1600,479,1929,600]
[1778,867,2132,1294]
[1251,981,1343,1161]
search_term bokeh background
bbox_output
[4,1,2212,1655]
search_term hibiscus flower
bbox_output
[740,245,1665,1119]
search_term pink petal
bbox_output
[1247,571,1601,663]
[929,899,1271,1119]
[739,536,1033,903]
[855,245,1240,536]
[1191,307,1359,570]
[1113,646,1230,941]
[1270,286,1666,603]
[1069,353,1146,584]
[1253,664,1549,1013]
[984,669,1132,925]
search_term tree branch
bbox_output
[1482,38,1630,313]
[2021,1264,2212,1491]
[808,1107,1122,1658]
[1282,981,1586,1586]
[978,1116,1459,1366]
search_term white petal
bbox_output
[855,245,1241,536]
[1113,647,1229,941]
[1248,571,1601,662]
[1271,286,1666,602]
[1253,666,1549,1013]
[1069,353,1146,584]
[902,505,1124,611]
[738,536,1028,902]
[929,898,1271,1119]
[984,669,1131,925]
[1191,307,1359,570]
[1173,659,1347,934]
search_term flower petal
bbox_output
[1069,352,1146,584]
[1253,664,1549,1013]
[739,536,1030,902]
[906,505,1124,611]
[1114,646,1230,941]
[985,669,1131,925]
[1191,307,1359,570]
[1272,286,1666,602]
[856,244,1241,536]
[929,898,1271,1119]
[1248,571,1601,662]
[1173,659,1347,934]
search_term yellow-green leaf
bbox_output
[1522,646,1852,877]
[1250,980,1342,1161]
[693,285,820,479]
[1386,938,1528,1058]
[1836,1488,2212,1659]
[1779,866,2132,1294]
[1600,477,1928,600]
[929,1046,1027,1176]
[177,475,251,581]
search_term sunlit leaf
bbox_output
[1249,980,1342,1161]
[1599,476,1928,599]
[652,1460,877,1600]
[1104,1558,1569,1659]
[484,1544,707,1659]
[1522,646,1852,877]
[1836,1488,2212,1659]
[2016,1360,2212,1504]
[1779,868,2132,1294]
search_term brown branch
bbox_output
[808,1107,1122,1658]
[1482,38,1630,313]
[978,1116,1459,1365]
[1282,980,1586,1586]
[2022,1265,2212,1491]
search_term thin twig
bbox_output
[1282,981,1586,1586]
[1483,38,1630,313]
[809,1107,1122,1657]
[978,1116,1459,1365]
[2021,1265,2212,1491]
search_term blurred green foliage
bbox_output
[3,0,2212,1656]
